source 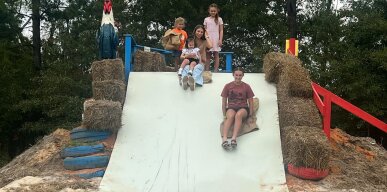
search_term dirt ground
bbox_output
[0,128,386,191]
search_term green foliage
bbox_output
[299,0,387,136]
[0,0,34,164]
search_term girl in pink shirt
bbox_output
[204,3,224,72]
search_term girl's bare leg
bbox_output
[214,52,220,72]
[231,109,248,141]
[180,59,190,70]
[189,62,197,71]
[222,109,236,142]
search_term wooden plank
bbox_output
[77,169,106,179]
[61,144,105,158]
[64,156,110,171]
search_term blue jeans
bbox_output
[181,63,204,86]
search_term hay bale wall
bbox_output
[91,59,125,82]
[92,80,126,105]
[282,126,330,170]
[263,52,330,171]
[133,50,166,72]
[83,100,122,132]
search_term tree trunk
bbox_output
[32,0,42,70]
[287,0,297,38]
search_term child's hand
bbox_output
[218,40,223,47]
[188,53,196,58]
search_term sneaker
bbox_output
[188,76,195,91]
[182,76,189,90]
[188,70,193,76]
[177,68,183,76]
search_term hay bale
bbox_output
[277,75,321,128]
[282,126,330,170]
[91,59,124,82]
[83,100,122,132]
[92,80,126,105]
[133,50,166,72]
[280,61,313,98]
[263,52,303,83]
[278,95,322,128]
[203,71,212,84]
[263,52,285,83]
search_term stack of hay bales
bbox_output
[84,58,125,132]
[133,50,166,72]
[263,52,330,179]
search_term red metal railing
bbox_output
[311,82,387,138]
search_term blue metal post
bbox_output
[225,54,232,73]
[124,34,132,83]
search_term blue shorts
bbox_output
[171,50,182,58]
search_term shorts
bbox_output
[226,107,250,117]
[188,58,199,64]
[171,50,182,57]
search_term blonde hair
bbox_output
[174,17,186,26]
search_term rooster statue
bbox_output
[97,0,119,59]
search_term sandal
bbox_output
[231,140,237,148]
[222,141,230,150]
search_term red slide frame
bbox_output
[311,82,387,138]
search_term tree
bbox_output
[287,0,297,38]
[0,0,33,166]
[32,0,42,70]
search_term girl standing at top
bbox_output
[204,3,224,72]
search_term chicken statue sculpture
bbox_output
[97,0,119,59]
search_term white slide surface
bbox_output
[99,72,288,192]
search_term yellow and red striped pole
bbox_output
[286,38,298,56]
